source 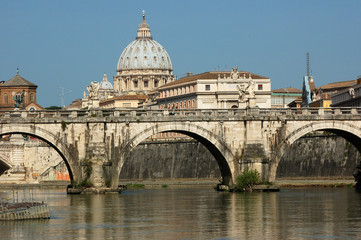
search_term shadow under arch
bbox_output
[0,153,12,176]
[113,122,236,187]
[269,121,361,181]
[0,124,79,182]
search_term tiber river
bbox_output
[1,187,361,239]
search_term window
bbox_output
[258,84,263,90]
[4,94,8,104]
[205,85,211,91]
[134,81,138,88]
[30,93,34,101]
[154,80,159,87]
[144,81,148,88]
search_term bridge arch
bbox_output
[0,124,80,182]
[112,122,236,188]
[269,121,361,181]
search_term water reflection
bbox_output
[0,188,361,239]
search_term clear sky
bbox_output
[1,0,360,107]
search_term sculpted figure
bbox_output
[230,67,239,80]
[87,81,100,99]
[237,84,246,102]
[246,79,255,98]
[13,91,25,108]
[349,88,355,98]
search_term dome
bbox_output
[99,73,113,90]
[117,13,173,72]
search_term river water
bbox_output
[1,187,361,239]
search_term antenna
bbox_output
[306,52,310,77]
[59,87,72,109]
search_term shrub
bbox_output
[236,169,261,192]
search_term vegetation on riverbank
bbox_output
[126,183,145,189]
[234,169,262,192]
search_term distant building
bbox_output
[312,79,357,108]
[98,73,117,100]
[271,87,302,108]
[153,68,271,109]
[0,70,43,110]
[100,95,148,109]
[287,97,302,108]
[331,76,361,107]
[113,12,175,95]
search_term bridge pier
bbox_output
[240,143,271,182]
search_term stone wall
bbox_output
[120,135,360,180]
[119,140,222,180]
[277,134,360,179]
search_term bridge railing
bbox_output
[1,107,361,119]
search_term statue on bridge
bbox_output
[237,78,256,107]
[86,81,100,100]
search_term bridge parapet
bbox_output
[1,108,361,123]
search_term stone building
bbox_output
[331,76,361,107]
[0,134,68,183]
[0,70,43,110]
[310,79,357,108]
[154,68,271,110]
[271,87,302,108]
[100,95,148,109]
[113,12,175,95]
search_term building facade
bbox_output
[331,77,361,107]
[154,68,271,110]
[271,87,302,108]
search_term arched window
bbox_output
[4,94,8,104]
[30,93,34,102]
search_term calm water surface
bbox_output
[1,187,361,239]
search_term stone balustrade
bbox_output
[0,108,361,123]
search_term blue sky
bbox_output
[1,0,360,107]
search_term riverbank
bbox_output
[0,178,356,189]
[120,178,357,189]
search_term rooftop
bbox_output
[1,72,37,87]
[158,71,269,90]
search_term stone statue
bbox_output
[83,91,87,99]
[237,84,246,102]
[230,67,239,80]
[349,88,355,98]
[246,79,255,98]
[86,81,100,99]
[13,91,25,109]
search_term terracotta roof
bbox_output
[67,99,82,109]
[318,80,357,91]
[309,81,316,91]
[26,102,44,110]
[110,95,148,100]
[272,87,302,93]
[158,71,269,90]
[1,73,37,87]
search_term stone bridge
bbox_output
[0,108,360,189]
